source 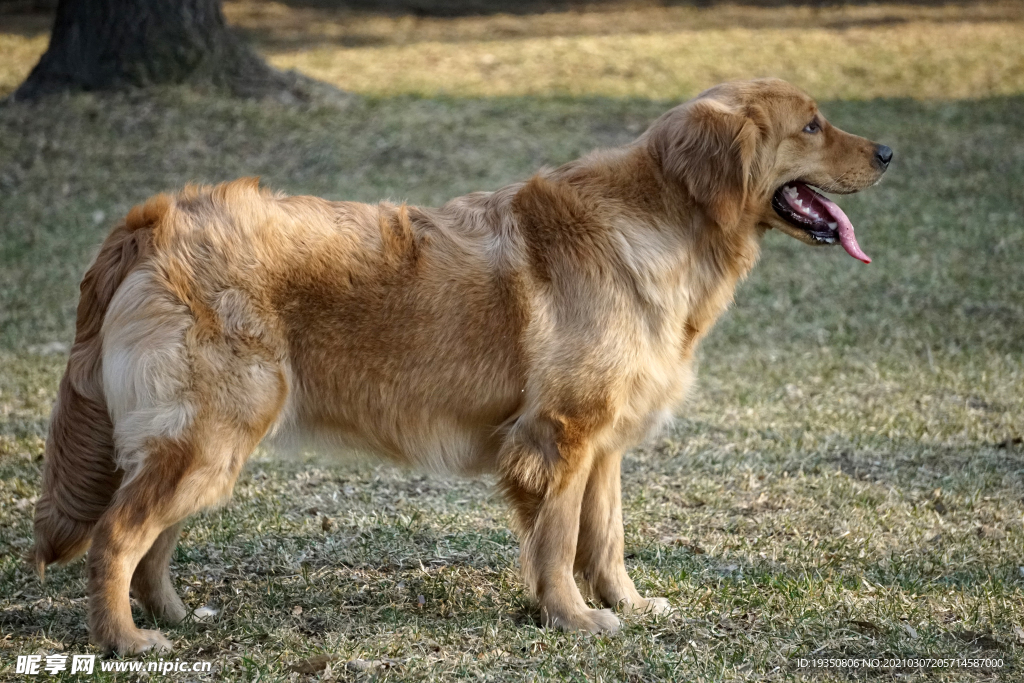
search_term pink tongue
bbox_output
[813,191,871,264]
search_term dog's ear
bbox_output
[650,99,760,230]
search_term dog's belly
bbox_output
[271,413,507,475]
[270,316,693,473]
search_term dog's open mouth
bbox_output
[771,181,871,264]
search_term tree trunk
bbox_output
[12,0,305,100]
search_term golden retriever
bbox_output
[30,78,891,653]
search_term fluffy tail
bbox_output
[30,196,169,578]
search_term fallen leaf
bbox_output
[292,605,303,616]
[850,619,880,633]
[902,623,919,639]
[347,658,399,671]
[192,606,218,620]
[288,654,336,674]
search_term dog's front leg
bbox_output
[576,451,671,617]
[500,414,621,634]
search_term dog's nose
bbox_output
[875,145,893,169]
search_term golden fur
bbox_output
[32,79,888,653]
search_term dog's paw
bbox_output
[111,628,174,655]
[583,607,623,634]
[545,607,621,635]
[620,596,673,617]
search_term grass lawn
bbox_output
[1,2,1023,681]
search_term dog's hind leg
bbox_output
[131,522,186,625]
[87,444,196,655]
[88,393,284,654]
[575,451,670,617]
[93,337,286,651]
[87,420,272,654]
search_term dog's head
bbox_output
[646,78,891,263]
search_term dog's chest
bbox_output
[605,258,743,447]
[605,321,696,450]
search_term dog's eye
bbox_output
[803,119,821,134]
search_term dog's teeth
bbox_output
[784,186,799,198]
[827,221,838,229]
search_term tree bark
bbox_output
[12,0,305,101]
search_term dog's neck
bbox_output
[536,144,762,352]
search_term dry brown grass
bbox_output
[3,2,1024,100]
[223,1,1024,46]
[265,20,1024,100]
